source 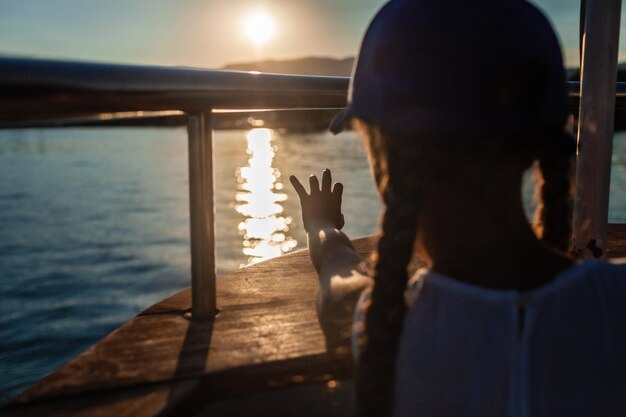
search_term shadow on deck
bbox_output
[3,227,626,417]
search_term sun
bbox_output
[243,11,276,46]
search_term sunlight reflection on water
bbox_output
[235,128,297,265]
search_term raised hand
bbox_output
[289,169,345,232]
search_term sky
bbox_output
[0,0,623,69]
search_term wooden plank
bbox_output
[3,236,375,416]
[2,357,354,417]
[1,381,197,417]
[4,227,626,417]
[607,223,626,258]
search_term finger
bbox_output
[309,175,320,194]
[332,182,344,202]
[322,169,332,193]
[290,175,308,199]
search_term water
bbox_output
[0,127,380,401]
[1,128,625,402]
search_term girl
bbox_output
[290,1,626,416]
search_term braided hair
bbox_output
[353,122,575,417]
[354,122,421,417]
[533,135,576,252]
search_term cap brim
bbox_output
[329,107,352,135]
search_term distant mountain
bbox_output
[221,57,354,76]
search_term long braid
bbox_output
[356,125,421,417]
[534,142,575,252]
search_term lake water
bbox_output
[1,128,626,402]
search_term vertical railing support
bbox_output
[187,112,218,319]
[573,0,622,258]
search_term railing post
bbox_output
[187,112,218,319]
[572,0,622,258]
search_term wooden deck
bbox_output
[3,226,626,417]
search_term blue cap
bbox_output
[330,0,571,141]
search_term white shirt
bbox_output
[355,259,626,417]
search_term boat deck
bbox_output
[4,225,626,417]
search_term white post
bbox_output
[187,112,218,319]
[573,0,622,258]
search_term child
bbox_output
[290,1,626,416]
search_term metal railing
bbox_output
[572,0,622,258]
[0,57,349,320]
[1,56,625,318]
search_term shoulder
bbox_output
[351,269,428,360]
[582,257,626,278]
[558,258,626,297]
[608,257,626,267]
[594,257,626,284]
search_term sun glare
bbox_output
[243,11,276,46]
[235,128,296,265]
